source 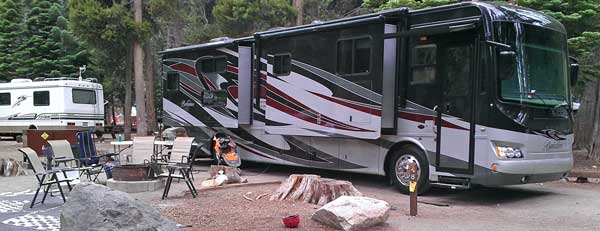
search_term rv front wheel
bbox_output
[388,146,430,194]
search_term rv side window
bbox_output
[0,93,10,105]
[411,44,437,85]
[72,89,97,104]
[33,91,49,106]
[336,37,372,75]
[273,54,291,76]
[166,72,179,90]
[198,56,227,74]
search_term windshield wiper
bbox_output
[511,91,547,106]
[534,93,570,109]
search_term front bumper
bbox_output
[494,155,573,175]
[471,152,572,186]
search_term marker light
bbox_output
[494,146,524,159]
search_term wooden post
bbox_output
[409,162,418,216]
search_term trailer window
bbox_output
[411,44,437,85]
[166,72,179,91]
[72,89,97,104]
[273,54,291,76]
[198,56,227,74]
[33,91,49,106]
[337,37,371,75]
[0,93,10,105]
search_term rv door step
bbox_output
[430,182,470,190]
[432,176,471,189]
[193,158,214,162]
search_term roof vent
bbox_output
[85,78,98,83]
[33,77,46,81]
[209,37,231,42]
[10,79,32,83]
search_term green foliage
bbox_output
[0,0,90,79]
[0,0,25,80]
[363,0,459,11]
[213,0,297,37]
[518,0,600,38]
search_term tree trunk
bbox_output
[134,0,147,136]
[144,43,157,133]
[293,0,304,25]
[270,174,362,205]
[573,77,598,151]
[124,47,133,141]
[587,47,600,161]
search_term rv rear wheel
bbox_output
[388,145,430,194]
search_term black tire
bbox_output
[387,145,431,195]
[15,135,23,143]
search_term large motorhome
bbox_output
[0,78,104,140]
[160,2,576,193]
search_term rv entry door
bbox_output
[432,34,478,174]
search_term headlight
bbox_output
[495,146,524,159]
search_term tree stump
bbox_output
[270,174,362,205]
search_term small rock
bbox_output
[312,196,390,231]
[60,182,178,231]
[559,178,569,183]
[592,165,597,169]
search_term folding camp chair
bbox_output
[19,148,75,208]
[77,131,119,180]
[160,137,198,199]
[47,140,90,183]
[78,131,120,164]
[125,136,155,164]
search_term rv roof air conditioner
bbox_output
[209,37,231,43]
[10,79,32,83]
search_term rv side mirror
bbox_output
[201,90,227,107]
[569,56,579,86]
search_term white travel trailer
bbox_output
[0,78,104,139]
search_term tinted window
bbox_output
[407,44,438,110]
[72,89,97,104]
[273,54,292,76]
[354,38,371,73]
[34,91,49,106]
[337,40,353,75]
[198,56,227,74]
[166,72,179,90]
[215,57,227,73]
[411,44,437,85]
[336,37,371,75]
[0,93,9,105]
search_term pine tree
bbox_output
[0,0,25,80]
[17,0,88,78]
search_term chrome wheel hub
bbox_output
[395,154,421,186]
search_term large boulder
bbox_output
[60,182,178,231]
[312,196,390,231]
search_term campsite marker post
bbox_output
[409,162,418,216]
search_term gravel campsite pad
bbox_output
[158,184,338,231]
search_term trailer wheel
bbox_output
[15,135,23,143]
[388,145,430,194]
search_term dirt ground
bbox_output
[158,184,339,231]
[2,137,600,231]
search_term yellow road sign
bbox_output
[41,132,49,140]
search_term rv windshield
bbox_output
[496,22,569,107]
